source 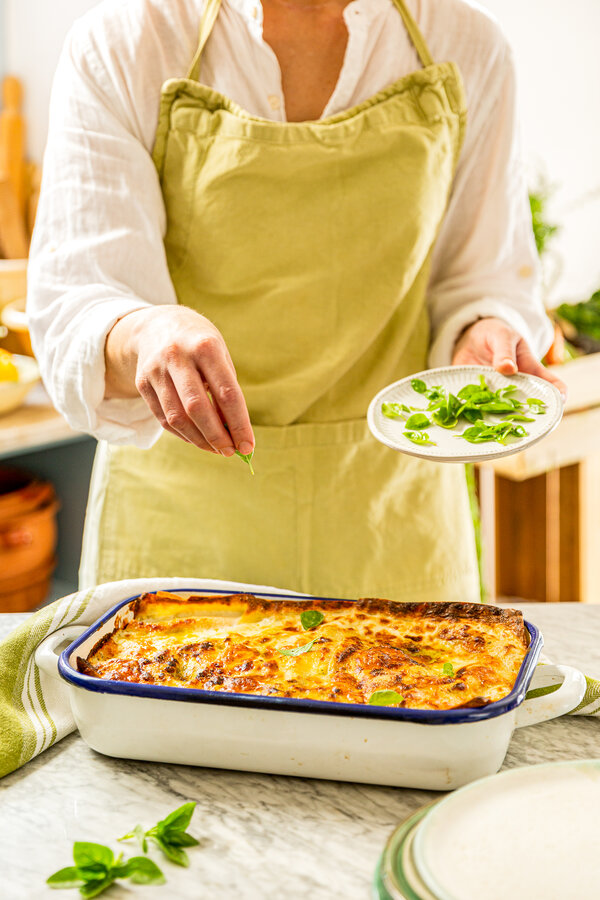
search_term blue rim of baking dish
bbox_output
[57,588,543,725]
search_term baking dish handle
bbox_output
[515,664,587,728]
[34,626,87,681]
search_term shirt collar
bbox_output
[224,0,387,40]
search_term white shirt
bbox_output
[27,0,553,448]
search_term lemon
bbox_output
[0,349,19,382]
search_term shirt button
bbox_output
[268,94,281,110]
[518,264,534,278]
[252,6,258,17]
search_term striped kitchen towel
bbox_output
[0,577,303,779]
[1,580,598,779]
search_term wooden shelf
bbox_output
[0,384,85,459]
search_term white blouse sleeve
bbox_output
[27,25,173,448]
[426,41,554,367]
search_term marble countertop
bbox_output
[1,603,599,900]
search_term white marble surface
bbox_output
[1,603,599,900]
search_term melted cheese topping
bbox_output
[80,593,529,709]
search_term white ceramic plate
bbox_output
[413,759,600,900]
[367,365,564,463]
[375,804,439,900]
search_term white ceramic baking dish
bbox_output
[36,589,587,790]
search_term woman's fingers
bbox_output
[516,342,568,400]
[168,360,236,455]
[139,373,218,452]
[197,345,255,455]
[129,306,255,454]
[452,317,568,401]
[489,328,519,375]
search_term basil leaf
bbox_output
[73,844,114,872]
[151,835,190,868]
[121,857,166,885]
[278,639,316,657]
[504,414,535,423]
[235,449,255,474]
[368,690,404,706]
[300,610,324,631]
[46,867,85,889]
[75,866,109,882]
[79,877,116,899]
[425,386,444,401]
[157,802,197,835]
[462,408,483,424]
[136,823,148,853]
[443,662,455,677]
[478,401,518,413]
[411,378,427,393]
[405,413,431,430]
[526,398,547,414]
[118,823,147,853]
[432,411,458,429]
[166,832,200,848]
[403,431,436,446]
[381,402,406,420]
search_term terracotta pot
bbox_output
[0,466,59,589]
[0,467,54,519]
[0,556,56,612]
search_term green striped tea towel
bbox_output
[1,580,598,779]
[0,577,302,779]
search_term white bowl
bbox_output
[0,353,40,415]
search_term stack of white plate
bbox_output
[373,760,600,900]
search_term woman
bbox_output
[28,0,565,599]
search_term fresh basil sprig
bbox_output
[235,449,255,474]
[442,662,455,677]
[46,843,164,897]
[278,639,316,657]
[119,802,199,868]
[368,690,404,706]
[300,610,324,631]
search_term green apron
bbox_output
[80,0,479,602]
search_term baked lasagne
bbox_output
[78,593,529,709]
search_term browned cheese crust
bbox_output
[77,592,529,709]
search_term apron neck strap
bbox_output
[187,0,223,81]
[390,0,434,68]
[186,0,434,82]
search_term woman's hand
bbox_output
[452,317,567,400]
[105,305,255,456]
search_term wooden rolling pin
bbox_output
[0,77,26,216]
[0,175,28,258]
[0,77,29,258]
